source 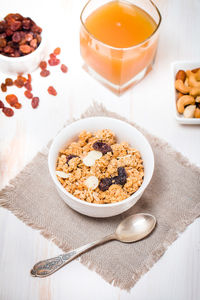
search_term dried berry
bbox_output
[48,58,60,66]
[24,90,33,99]
[31,97,39,109]
[25,33,33,42]
[5,78,13,86]
[28,74,32,82]
[0,100,4,108]
[14,78,24,88]
[93,141,112,155]
[66,154,78,164]
[12,31,21,43]
[99,178,112,191]
[24,82,32,91]
[14,102,22,109]
[1,83,7,92]
[6,94,18,106]
[0,38,6,47]
[53,47,61,55]
[113,167,127,185]
[4,45,14,54]
[48,86,57,96]
[39,61,47,69]
[61,64,68,73]
[40,69,50,77]
[19,44,31,54]
[2,107,14,117]
[30,38,37,48]
[10,20,21,32]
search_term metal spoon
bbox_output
[30,213,156,278]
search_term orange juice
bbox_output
[80,0,160,87]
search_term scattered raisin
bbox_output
[31,97,39,109]
[0,100,4,108]
[24,90,33,99]
[39,61,47,70]
[53,47,61,55]
[2,107,14,117]
[61,64,68,73]
[66,154,78,164]
[48,86,57,96]
[1,83,7,92]
[5,78,13,86]
[14,102,22,109]
[6,94,18,106]
[28,74,32,82]
[24,82,32,91]
[93,141,112,155]
[14,78,24,88]
[40,69,50,77]
[48,58,60,66]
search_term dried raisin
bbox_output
[24,90,33,99]
[48,86,57,96]
[2,107,14,117]
[0,100,4,108]
[66,154,78,164]
[5,78,13,86]
[99,178,112,191]
[1,83,7,92]
[24,82,32,91]
[48,58,60,66]
[53,47,61,55]
[14,102,22,109]
[31,97,39,109]
[40,69,50,77]
[93,141,112,155]
[6,94,18,106]
[61,64,68,73]
[39,61,47,70]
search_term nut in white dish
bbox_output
[85,176,99,190]
[56,171,70,179]
[83,150,102,167]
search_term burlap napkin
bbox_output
[1,103,200,291]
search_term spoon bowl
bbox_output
[115,213,156,243]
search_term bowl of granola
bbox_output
[48,117,154,217]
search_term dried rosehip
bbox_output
[93,141,112,155]
[31,97,39,109]
[2,107,14,117]
[61,64,68,73]
[66,154,78,164]
[24,82,32,91]
[99,178,112,191]
[39,61,47,69]
[0,100,4,108]
[6,94,18,106]
[48,86,57,96]
[53,47,61,55]
[1,83,7,92]
[24,90,33,99]
[5,78,13,86]
[40,69,50,77]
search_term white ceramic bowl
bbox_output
[171,61,200,125]
[0,21,47,75]
[48,117,154,218]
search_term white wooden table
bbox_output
[0,0,200,299]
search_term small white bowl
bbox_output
[48,117,154,218]
[0,28,47,75]
[171,61,200,125]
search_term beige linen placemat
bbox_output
[1,103,200,291]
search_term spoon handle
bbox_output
[30,233,116,277]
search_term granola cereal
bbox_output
[56,129,144,204]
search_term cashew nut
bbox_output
[183,105,196,118]
[189,87,200,97]
[175,79,190,94]
[186,70,200,88]
[177,95,195,113]
[175,70,186,82]
[195,96,200,103]
[194,107,200,118]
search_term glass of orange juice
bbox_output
[80,0,161,94]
